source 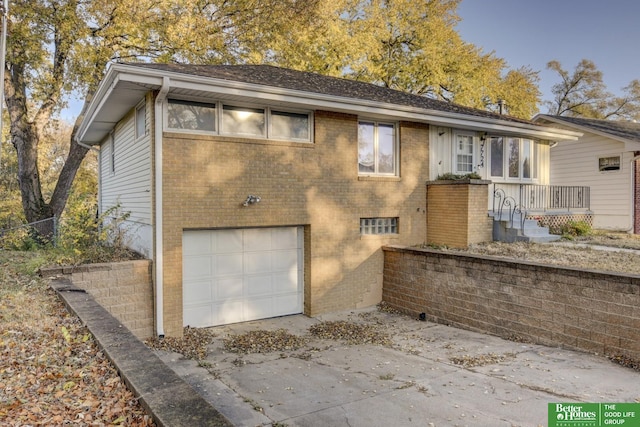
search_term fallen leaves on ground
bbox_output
[0,251,155,426]
[608,354,640,371]
[308,320,392,346]
[223,329,308,354]
[145,326,216,360]
[450,352,516,368]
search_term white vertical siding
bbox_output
[429,127,452,180]
[99,95,153,256]
[538,143,550,185]
[550,133,632,230]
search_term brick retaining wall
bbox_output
[382,245,640,361]
[40,260,154,340]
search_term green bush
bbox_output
[560,220,592,237]
[436,172,482,181]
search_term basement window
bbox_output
[360,217,398,235]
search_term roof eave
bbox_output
[78,64,581,144]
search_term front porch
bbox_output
[491,183,592,242]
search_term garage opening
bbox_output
[182,227,304,327]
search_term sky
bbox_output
[456,0,640,112]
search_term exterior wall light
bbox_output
[243,195,261,206]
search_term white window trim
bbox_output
[163,99,314,143]
[597,154,622,173]
[357,119,399,177]
[453,132,476,174]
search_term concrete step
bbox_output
[493,217,560,243]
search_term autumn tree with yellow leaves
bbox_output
[3,0,544,239]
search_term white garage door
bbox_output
[182,227,304,327]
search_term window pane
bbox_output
[522,139,531,179]
[377,124,395,174]
[271,111,310,140]
[508,138,520,178]
[490,137,504,177]
[599,156,621,171]
[456,135,473,173]
[358,122,375,173]
[136,104,146,138]
[222,105,265,136]
[168,100,216,132]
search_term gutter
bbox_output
[105,64,582,142]
[154,77,170,337]
[76,140,100,152]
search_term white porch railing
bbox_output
[492,183,591,213]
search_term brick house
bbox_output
[76,63,579,337]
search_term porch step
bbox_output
[492,214,561,243]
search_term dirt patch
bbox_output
[440,232,640,275]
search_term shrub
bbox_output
[560,220,592,237]
[436,172,481,180]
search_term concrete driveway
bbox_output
[154,308,640,427]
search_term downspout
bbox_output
[155,77,170,337]
[628,153,640,233]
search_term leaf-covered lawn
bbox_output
[0,251,154,426]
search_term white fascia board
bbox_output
[80,64,581,142]
[76,69,119,143]
[77,65,164,143]
[166,72,581,141]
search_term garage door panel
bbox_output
[183,227,303,327]
[183,232,212,255]
[273,294,302,314]
[243,228,273,251]
[245,296,273,319]
[272,272,299,293]
[272,249,298,271]
[245,252,272,274]
[183,304,213,328]
[271,227,298,249]
[183,255,213,279]
[184,279,213,304]
[214,229,243,253]
[217,300,244,324]
[246,274,272,296]
[217,276,244,299]
[217,253,243,276]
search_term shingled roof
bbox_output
[124,62,534,125]
[535,114,640,142]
